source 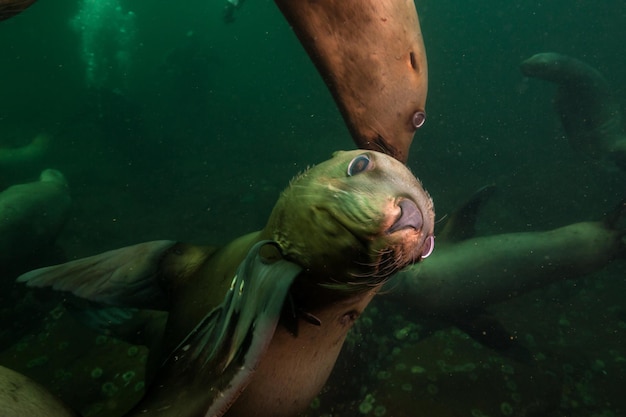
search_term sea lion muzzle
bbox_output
[387,199,424,234]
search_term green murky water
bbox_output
[1,1,625,416]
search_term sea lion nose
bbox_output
[387,199,423,233]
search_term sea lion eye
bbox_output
[347,154,372,176]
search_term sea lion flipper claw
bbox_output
[17,240,176,309]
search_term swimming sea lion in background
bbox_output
[19,150,435,417]
[0,169,71,278]
[0,133,49,177]
[521,52,626,171]
[386,186,625,349]
[0,0,36,21]
[0,365,78,417]
[275,0,428,163]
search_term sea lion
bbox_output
[0,133,49,177]
[387,187,625,326]
[19,150,435,417]
[0,0,36,21]
[0,365,78,417]
[0,169,71,278]
[275,0,428,163]
[521,52,626,170]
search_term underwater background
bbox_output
[1,0,625,416]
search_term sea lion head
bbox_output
[262,149,434,290]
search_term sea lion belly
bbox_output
[225,288,378,417]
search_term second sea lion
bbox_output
[274,0,428,163]
[387,187,625,332]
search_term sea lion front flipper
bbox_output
[437,184,496,243]
[520,52,626,170]
[17,240,178,310]
[129,241,302,417]
[275,0,428,163]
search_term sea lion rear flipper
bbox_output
[17,240,176,310]
[130,241,302,417]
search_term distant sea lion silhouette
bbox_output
[0,134,49,177]
[521,52,626,170]
[0,169,70,277]
[19,150,435,417]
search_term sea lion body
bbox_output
[275,0,428,162]
[223,284,378,417]
[20,150,435,417]
[0,365,78,417]
[521,52,626,170]
[0,134,50,184]
[0,169,70,276]
[391,213,625,317]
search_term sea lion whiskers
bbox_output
[335,247,406,289]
